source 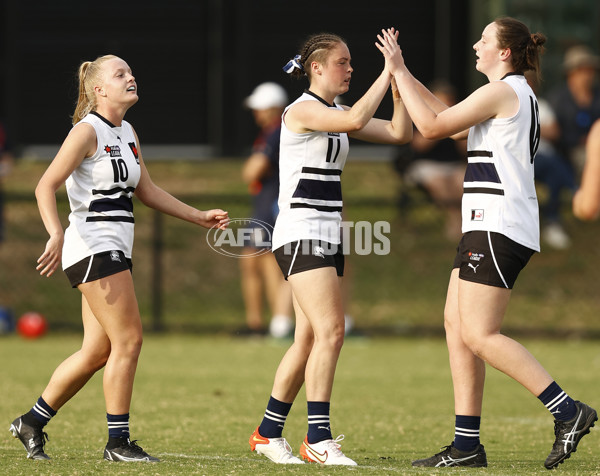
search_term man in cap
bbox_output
[239,83,293,338]
[549,45,600,174]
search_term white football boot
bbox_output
[249,427,303,464]
[300,434,357,466]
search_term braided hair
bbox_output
[285,33,346,81]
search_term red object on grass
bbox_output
[17,312,48,339]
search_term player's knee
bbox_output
[321,324,345,352]
[460,330,487,359]
[111,332,143,360]
[443,312,459,336]
[128,335,143,357]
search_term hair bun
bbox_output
[531,32,546,48]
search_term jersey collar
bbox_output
[90,111,119,128]
[499,71,522,81]
[304,89,337,108]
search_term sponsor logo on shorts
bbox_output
[110,250,121,262]
[313,246,325,258]
[469,252,484,262]
[468,263,479,273]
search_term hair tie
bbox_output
[283,54,304,74]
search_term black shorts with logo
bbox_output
[453,231,535,289]
[273,240,344,280]
[64,250,132,288]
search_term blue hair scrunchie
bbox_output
[283,55,304,74]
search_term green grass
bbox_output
[4,159,600,336]
[1,334,599,475]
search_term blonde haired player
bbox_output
[10,55,228,462]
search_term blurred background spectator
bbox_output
[548,45,600,177]
[239,83,293,337]
[3,1,600,337]
[526,73,577,250]
[393,80,467,241]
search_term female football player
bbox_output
[379,18,597,469]
[249,30,412,465]
[10,54,228,462]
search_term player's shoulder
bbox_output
[64,121,99,159]
[480,79,521,105]
[485,78,516,93]
[289,94,325,111]
[464,81,512,111]
[69,121,97,140]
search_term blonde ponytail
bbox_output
[71,55,118,125]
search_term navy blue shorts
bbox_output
[64,250,132,288]
[453,231,535,289]
[273,240,344,280]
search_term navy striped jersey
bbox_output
[463,74,540,251]
[272,91,349,250]
[62,112,141,269]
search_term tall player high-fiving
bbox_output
[380,18,597,470]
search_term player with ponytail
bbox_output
[379,17,597,469]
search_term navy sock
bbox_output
[307,401,332,444]
[453,415,481,452]
[107,413,130,439]
[538,381,576,421]
[28,396,57,427]
[258,396,292,438]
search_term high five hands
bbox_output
[376,28,406,77]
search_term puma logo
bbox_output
[468,263,479,273]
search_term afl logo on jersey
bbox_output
[104,145,122,158]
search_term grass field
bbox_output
[1,334,599,475]
[3,159,600,336]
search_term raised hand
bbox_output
[375,28,405,76]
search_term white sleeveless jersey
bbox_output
[272,91,349,250]
[62,112,141,269]
[463,74,541,251]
